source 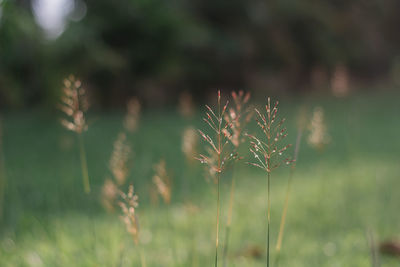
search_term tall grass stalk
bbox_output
[247,97,293,267]
[153,159,177,263]
[222,91,252,267]
[222,169,235,267]
[59,75,91,193]
[119,185,146,267]
[197,90,234,267]
[0,117,5,222]
[78,133,90,193]
[275,129,302,265]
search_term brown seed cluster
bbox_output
[59,75,88,134]
[247,97,293,173]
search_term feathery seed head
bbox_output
[224,90,253,148]
[197,91,235,179]
[152,160,171,204]
[247,98,293,173]
[119,184,140,244]
[59,75,88,134]
[110,132,131,186]
[308,106,330,151]
[182,127,198,162]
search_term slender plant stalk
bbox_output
[139,246,147,267]
[196,90,233,267]
[275,130,302,266]
[0,119,5,222]
[215,172,221,267]
[78,133,91,193]
[275,168,293,257]
[266,171,271,267]
[247,97,293,267]
[222,171,235,267]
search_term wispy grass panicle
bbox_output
[197,90,235,267]
[59,75,88,134]
[247,97,293,267]
[153,159,171,205]
[182,127,198,164]
[222,90,253,267]
[101,132,132,211]
[59,75,91,193]
[224,90,253,148]
[308,106,330,151]
[110,133,131,186]
[119,185,146,267]
[123,97,141,133]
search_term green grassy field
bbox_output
[1,91,400,266]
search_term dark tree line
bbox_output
[1,0,400,108]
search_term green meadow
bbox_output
[1,90,400,266]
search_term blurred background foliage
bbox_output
[1,0,400,109]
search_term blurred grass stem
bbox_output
[78,133,91,194]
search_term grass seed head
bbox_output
[182,127,198,163]
[118,184,140,245]
[59,75,88,134]
[110,132,131,186]
[308,106,331,151]
[248,97,293,173]
[224,90,253,148]
[197,90,235,179]
[153,159,171,204]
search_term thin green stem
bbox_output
[78,133,90,194]
[275,167,294,266]
[215,173,221,267]
[267,171,271,267]
[139,246,147,267]
[222,168,236,267]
